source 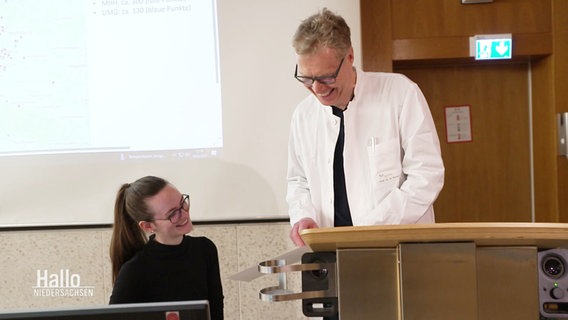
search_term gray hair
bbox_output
[292,8,352,59]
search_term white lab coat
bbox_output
[287,69,445,228]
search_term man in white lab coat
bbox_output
[287,8,445,246]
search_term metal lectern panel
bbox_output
[399,242,478,320]
[337,248,400,320]
[477,246,539,320]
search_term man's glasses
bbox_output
[152,194,190,224]
[294,57,345,87]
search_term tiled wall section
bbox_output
[0,222,310,320]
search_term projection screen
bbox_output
[0,0,361,227]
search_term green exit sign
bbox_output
[473,34,512,60]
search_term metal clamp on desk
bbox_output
[258,252,338,318]
[258,259,336,301]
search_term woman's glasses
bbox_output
[152,194,190,224]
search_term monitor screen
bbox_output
[0,300,210,320]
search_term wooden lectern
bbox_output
[258,223,568,319]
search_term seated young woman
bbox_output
[109,175,224,320]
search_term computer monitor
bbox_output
[0,300,210,320]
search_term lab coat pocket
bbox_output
[367,137,402,193]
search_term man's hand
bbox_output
[289,218,319,247]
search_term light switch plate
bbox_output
[558,113,568,157]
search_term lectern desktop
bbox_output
[258,223,568,320]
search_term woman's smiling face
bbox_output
[143,184,193,245]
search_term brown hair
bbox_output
[292,8,352,59]
[109,175,168,284]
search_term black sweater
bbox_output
[109,235,224,320]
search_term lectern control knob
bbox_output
[551,287,565,299]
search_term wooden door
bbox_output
[398,63,532,222]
